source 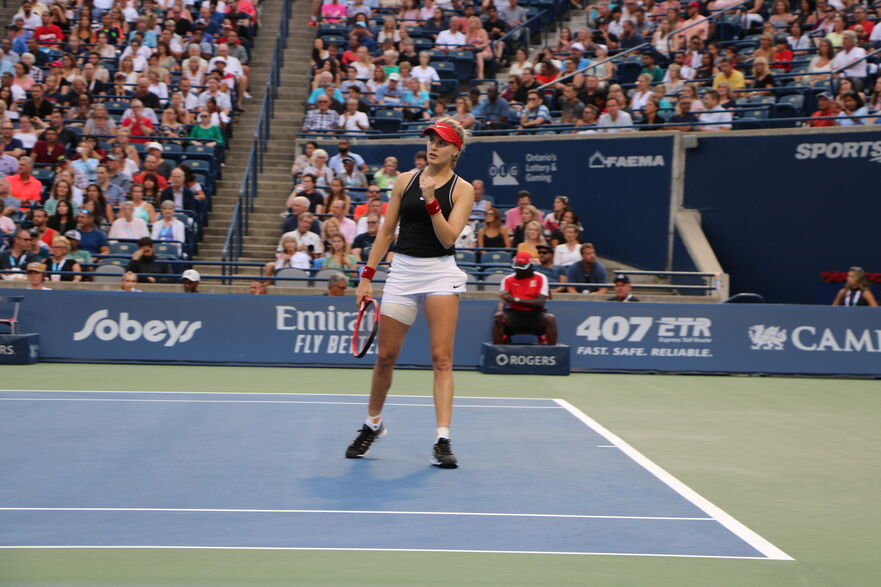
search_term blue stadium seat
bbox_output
[193,172,213,196]
[407,28,434,39]
[320,34,346,48]
[317,23,347,37]
[774,94,805,118]
[31,167,55,185]
[185,143,216,162]
[449,50,475,82]
[482,251,512,266]
[372,109,404,133]
[412,37,433,52]
[154,242,182,259]
[735,107,770,130]
[455,250,477,264]
[93,264,126,283]
[161,142,186,158]
[109,241,138,256]
[431,61,458,94]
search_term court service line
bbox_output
[0,389,555,402]
[554,399,794,562]
[0,507,712,522]
[0,545,775,560]
[0,398,559,410]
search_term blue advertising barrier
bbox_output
[480,343,571,375]
[15,290,881,377]
[0,333,39,365]
[352,135,675,270]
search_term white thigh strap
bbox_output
[380,302,418,326]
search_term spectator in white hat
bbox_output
[182,268,200,293]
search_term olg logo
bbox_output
[73,309,202,347]
[489,151,519,186]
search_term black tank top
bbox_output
[843,288,870,306]
[395,169,458,258]
[482,231,506,249]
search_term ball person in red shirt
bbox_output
[492,251,558,345]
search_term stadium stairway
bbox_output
[0,4,19,34]
[195,0,311,269]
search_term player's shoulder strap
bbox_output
[401,168,423,194]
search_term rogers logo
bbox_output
[495,353,557,366]
[73,310,202,347]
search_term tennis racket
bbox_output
[352,296,380,358]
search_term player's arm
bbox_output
[831,288,845,306]
[422,174,474,249]
[864,288,878,307]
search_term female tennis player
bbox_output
[346,118,474,469]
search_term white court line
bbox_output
[0,389,555,402]
[0,398,559,410]
[0,545,774,560]
[554,399,794,562]
[0,507,712,522]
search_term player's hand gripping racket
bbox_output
[352,296,379,358]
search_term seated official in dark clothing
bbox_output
[566,242,608,294]
[608,273,640,302]
[493,251,557,345]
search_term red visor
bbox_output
[422,122,463,149]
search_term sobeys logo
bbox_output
[73,310,202,347]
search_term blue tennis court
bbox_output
[0,390,790,559]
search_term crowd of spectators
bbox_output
[279,136,611,292]
[303,0,881,135]
[0,0,260,282]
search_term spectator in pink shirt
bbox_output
[504,191,544,231]
[321,0,347,23]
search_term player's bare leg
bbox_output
[345,314,410,459]
[368,314,411,416]
[424,294,460,468]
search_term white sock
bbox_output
[436,426,450,440]
[365,415,382,431]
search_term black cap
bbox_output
[614,274,630,283]
[536,244,552,253]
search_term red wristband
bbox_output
[425,199,441,215]
[361,266,376,280]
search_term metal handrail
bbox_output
[220,0,294,284]
[537,42,652,92]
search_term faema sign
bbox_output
[588,151,666,169]
[15,290,881,376]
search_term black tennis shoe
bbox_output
[431,438,458,469]
[345,424,386,459]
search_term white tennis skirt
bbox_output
[382,253,467,300]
